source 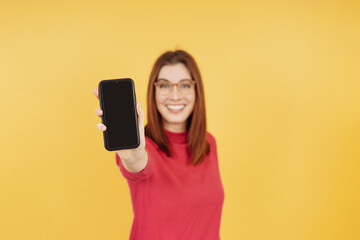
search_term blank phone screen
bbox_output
[100,79,139,150]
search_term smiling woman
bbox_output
[145,50,210,165]
[94,49,224,240]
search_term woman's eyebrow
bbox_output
[157,78,192,82]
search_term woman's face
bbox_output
[155,63,196,133]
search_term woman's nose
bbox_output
[169,86,180,100]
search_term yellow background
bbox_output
[1,0,359,239]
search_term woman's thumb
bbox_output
[137,102,145,148]
[137,101,141,112]
[137,102,144,121]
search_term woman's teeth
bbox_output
[166,105,185,110]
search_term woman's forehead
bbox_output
[158,63,191,83]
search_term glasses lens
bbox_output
[179,81,193,94]
[157,81,171,95]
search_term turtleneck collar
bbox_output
[164,128,188,144]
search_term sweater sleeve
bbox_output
[115,137,156,182]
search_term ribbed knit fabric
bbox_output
[115,129,224,240]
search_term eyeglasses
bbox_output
[154,79,196,95]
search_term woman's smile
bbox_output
[166,104,186,112]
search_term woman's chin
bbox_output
[163,115,188,125]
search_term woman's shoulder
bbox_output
[205,131,218,159]
[206,131,217,145]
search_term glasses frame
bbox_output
[154,79,196,95]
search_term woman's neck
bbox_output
[163,122,186,133]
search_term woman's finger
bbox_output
[95,108,103,117]
[97,122,107,131]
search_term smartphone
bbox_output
[98,78,140,151]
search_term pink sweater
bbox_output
[115,129,224,240]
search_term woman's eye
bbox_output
[180,84,191,89]
[160,84,170,89]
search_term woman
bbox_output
[93,50,224,239]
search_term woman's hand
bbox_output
[93,88,148,172]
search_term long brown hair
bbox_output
[144,50,210,165]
